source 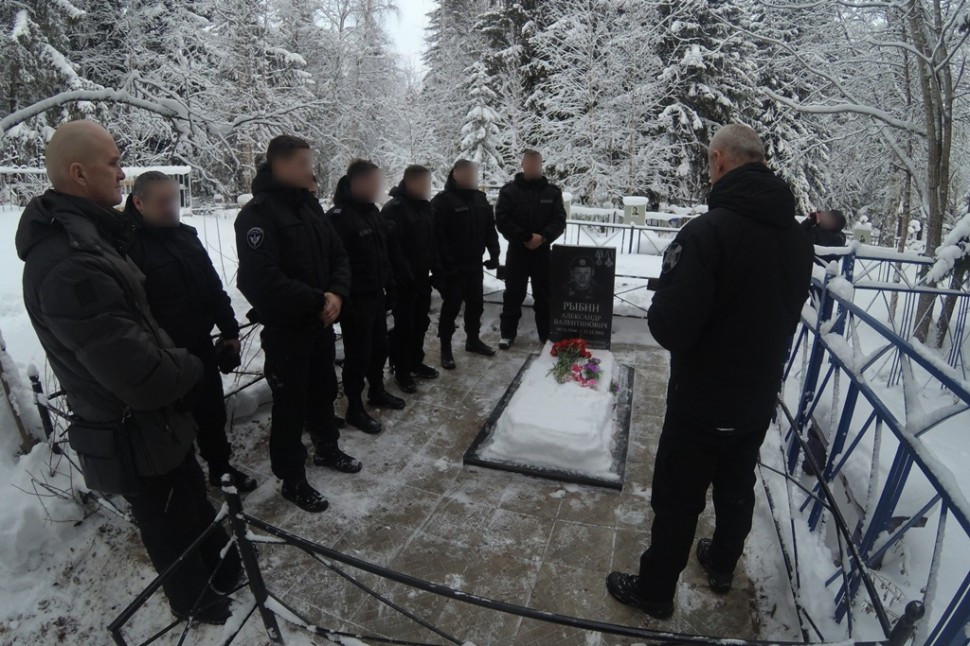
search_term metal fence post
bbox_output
[222,476,283,644]
[28,370,56,444]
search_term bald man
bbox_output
[16,121,240,624]
[607,124,813,618]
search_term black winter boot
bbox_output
[465,337,496,356]
[696,538,734,593]
[440,339,456,370]
[395,371,418,394]
[605,572,674,619]
[346,405,382,434]
[413,363,440,379]
[313,445,363,473]
[171,595,232,626]
[368,389,406,410]
[281,478,329,513]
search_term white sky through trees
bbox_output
[388,0,434,68]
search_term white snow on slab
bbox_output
[481,344,619,479]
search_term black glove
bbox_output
[214,338,242,375]
[483,258,500,270]
[245,307,260,324]
[496,265,507,281]
[385,288,399,311]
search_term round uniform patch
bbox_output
[662,243,683,274]
[247,227,265,250]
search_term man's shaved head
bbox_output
[707,124,765,186]
[45,120,125,208]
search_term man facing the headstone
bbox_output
[495,149,567,349]
[606,124,813,618]
[17,121,241,623]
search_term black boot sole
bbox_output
[465,347,496,357]
[394,379,418,394]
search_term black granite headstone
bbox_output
[549,245,616,349]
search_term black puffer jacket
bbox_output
[495,173,567,247]
[327,175,394,297]
[648,163,814,430]
[125,197,239,355]
[236,164,351,330]
[16,190,201,478]
[381,183,435,286]
[431,171,500,272]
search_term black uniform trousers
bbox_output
[341,292,389,404]
[438,267,484,341]
[638,410,769,602]
[500,245,552,340]
[189,341,232,476]
[125,453,241,614]
[262,325,340,481]
[389,279,432,374]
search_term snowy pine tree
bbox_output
[650,0,758,204]
[459,60,504,183]
[475,0,545,167]
[422,0,488,171]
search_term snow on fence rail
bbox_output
[772,268,970,645]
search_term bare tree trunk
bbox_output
[907,0,954,342]
[935,263,968,348]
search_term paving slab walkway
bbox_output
[228,306,759,645]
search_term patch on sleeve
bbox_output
[73,279,98,307]
[246,227,265,250]
[662,243,683,274]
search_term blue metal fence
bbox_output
[776,246,970,644]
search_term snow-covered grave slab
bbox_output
[464,344,634,490]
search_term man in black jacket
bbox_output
[382,165,440,393]
[236,136,361,514]
[802,209,848,264]
[125,172,256,493]
[495,149,567,349]
[607,125,814,619]
[17,121,240,624]
[329,160,405,434]
[431,160,501,369]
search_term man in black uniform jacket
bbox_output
[236,136,361,514]
[607,125,814,619]
[382,165,440,393]
[495,149,567,348]
[329,160,405,434]
[17,121,240,624]
[125,172,257,493]
[431,159,501,369]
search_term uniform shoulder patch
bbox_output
[662,243,683,274]
[246,227,265,250]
